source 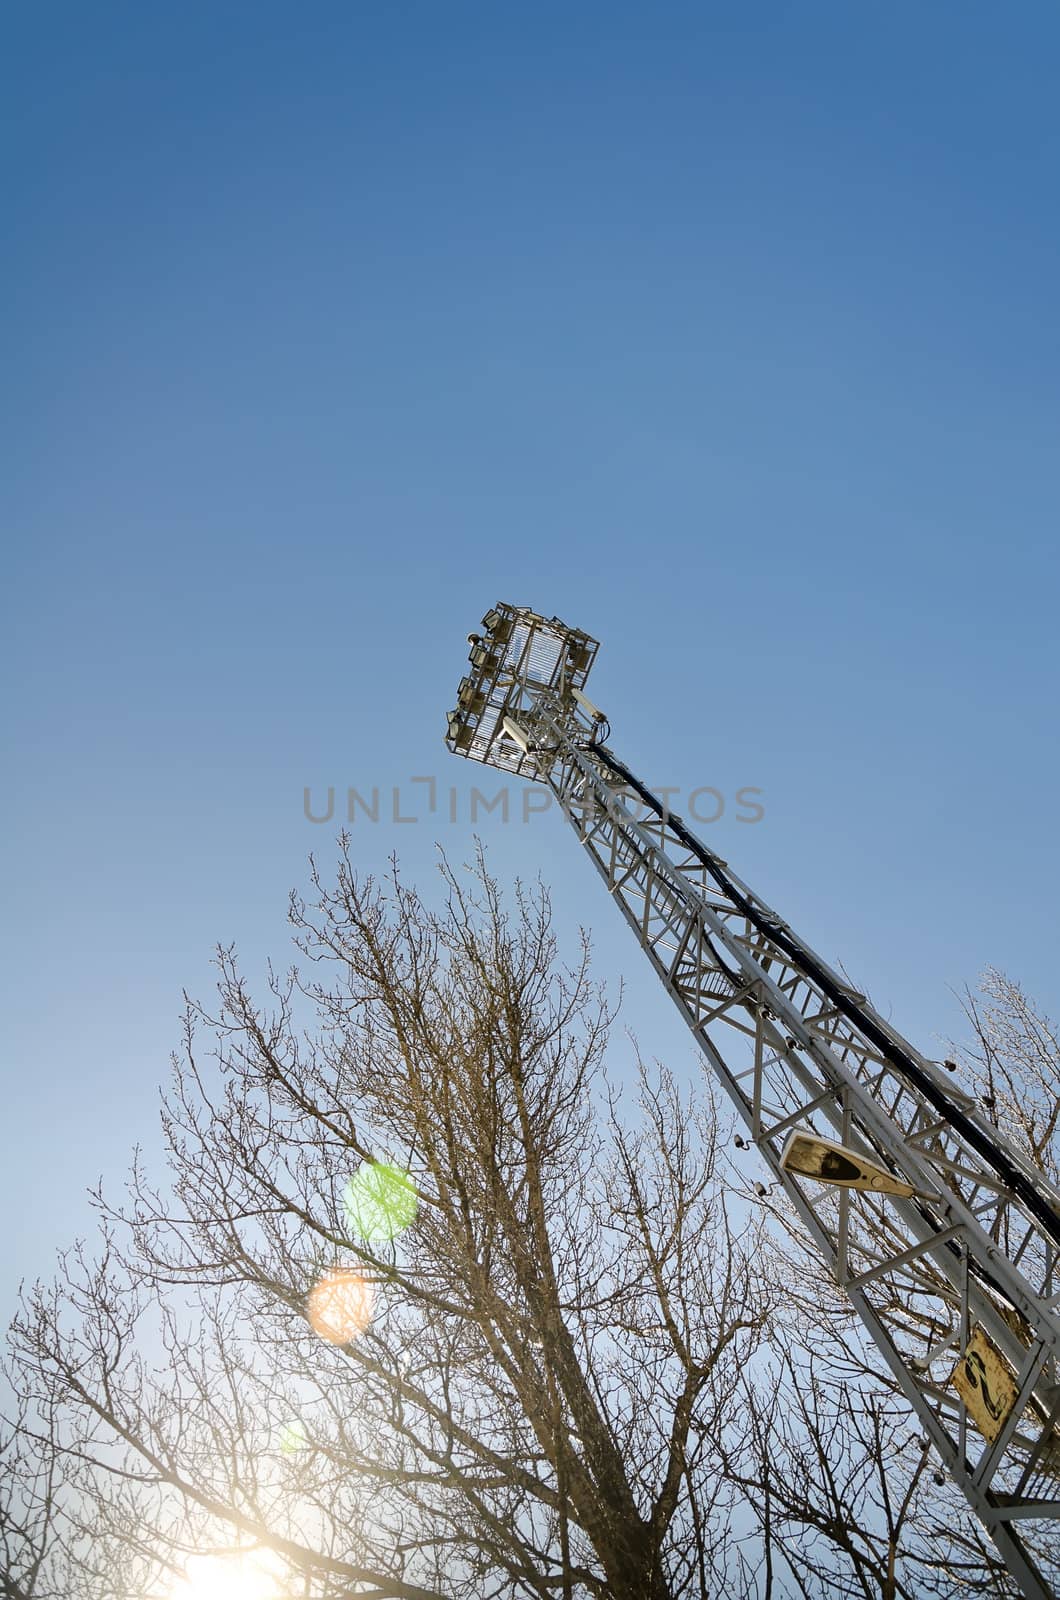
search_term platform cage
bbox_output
[444,603,599,779]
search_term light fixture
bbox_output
[457,677,486,716]
[447,711,474,753]
[780,1129,915,1198]
[469,641,504,672]
[482,608,514,642]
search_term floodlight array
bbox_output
[444,602,598,779]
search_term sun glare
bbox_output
[169,1548,284,1600]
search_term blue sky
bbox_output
[3,3,1059,1319]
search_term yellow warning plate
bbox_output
[950,1327,1019,1444]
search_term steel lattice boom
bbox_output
[445,603,1060,1599]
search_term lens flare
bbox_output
[306,1267,375,1345]
[279,1418,307,1455]
[343,1160,418,1242]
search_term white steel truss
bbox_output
[445,604,1060,1599]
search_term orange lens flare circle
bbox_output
[306,1267,375,1345]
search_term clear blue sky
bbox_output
[3,3,1059,1320]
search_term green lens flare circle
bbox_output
[343,1161,418,1243]
[279,1419,307,1455]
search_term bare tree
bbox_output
[4,844,774,1600]
[0,1386,62,1600]
[952,968,1060,1188]
[8,858,1058,1600]
[723,1305,1016,1599]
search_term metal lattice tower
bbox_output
[445,603,1060,1599]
